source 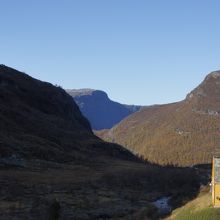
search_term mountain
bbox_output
[97,71,220,167]
[0,65,137,164]
[0,65,203,219]
[66,89,142,130]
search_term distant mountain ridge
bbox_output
[97,71,220,166]
[66,89,142,130]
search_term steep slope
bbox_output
[0,65,203,219]
[66,89,142,130]
[98,71,220,166]
[0,65,137,164]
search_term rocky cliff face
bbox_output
[66,89,142,130]
[186,71,220,115]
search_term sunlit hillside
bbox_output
[97,72,220,166]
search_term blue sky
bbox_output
[0,0,220,105]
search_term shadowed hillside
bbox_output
[0,65,138,164]
[0,65,207,219]
[97,71,220,167]
[66,89,142,130]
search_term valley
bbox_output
[2,0,220,219]
[0,65,209,219]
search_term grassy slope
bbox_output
[167,192,220,220]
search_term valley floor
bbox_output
[0,158,207,220]
[0,159,158,220]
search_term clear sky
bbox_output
[1,0,220,105]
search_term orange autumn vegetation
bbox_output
[97,71,220,167]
